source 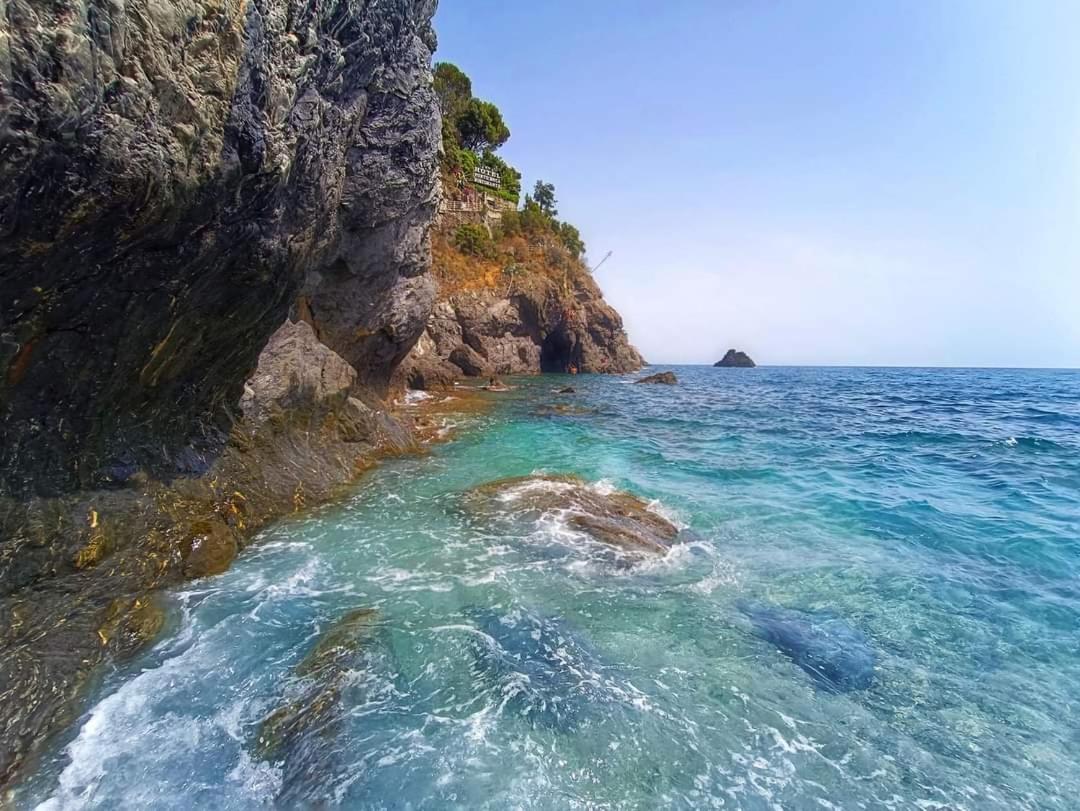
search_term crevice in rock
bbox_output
[540,327,580,373]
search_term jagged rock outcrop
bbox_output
[1,0,440,496]
[399,267,642,387]
[715,349,756,368]
[0,0,440,789]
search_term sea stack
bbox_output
[714,349,756,368]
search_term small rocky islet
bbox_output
[714,349,756,367]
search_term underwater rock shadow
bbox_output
[461,607,614,732]
[736,600,878,693]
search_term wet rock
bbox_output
[179,519,238,580]
[557,386,576,394]
[635,371,678,385]
[738,602,877,692]
[255,607,382,804]
[97,596,166,660]
[466,475,680,557]
[715,349,756,368]
[465,608,603,731]
[256,608,380,761]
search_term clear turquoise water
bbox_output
[23,367,1080,810]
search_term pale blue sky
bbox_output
[434,1,1080,367]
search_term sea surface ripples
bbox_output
[20,366,1080,809]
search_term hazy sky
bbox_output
[434,1,1080,367]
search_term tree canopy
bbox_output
[456,99,510,153]
[433,62,472,125]
[435,62,510,154]
[532,181,557,217]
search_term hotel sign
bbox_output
[473,166,502,190]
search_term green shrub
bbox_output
[557,221,586,258]
[453,223,496,259]
[497,209,521,238]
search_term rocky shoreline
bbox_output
[0,0,641,791]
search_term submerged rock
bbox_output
[635,371,678,385]
[714,349,756,368]
[557,386,576,394]
[738,602,876,692]
[256,608,380,760]
[534,403,598,418]
[256,608,382,802]
[465,474,681,558]
[465,608,603,731]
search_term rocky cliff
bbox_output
[1,0,439,496]
[0,0,439,788]
[399,230,643,388]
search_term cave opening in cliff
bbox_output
[540,330,580,373]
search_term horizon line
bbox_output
[639,362,1080,371]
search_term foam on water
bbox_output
[19,367,1080,809]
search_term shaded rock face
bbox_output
[715,349,756,368]
[0,0,440,496]
[738,602,877,693]
[0,0,440,784]
[0,321,414,789]
[465,474,681,559]
[636,371,677,385]
[398,271,643,387]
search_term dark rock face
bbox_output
[0,0,439,788]
[0,322,414,788]
[738,602,877,692]
[398,271,643,387]
[0,0,440,496]
[715,349,756,368]
[636,371,677,385]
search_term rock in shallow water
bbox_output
[738,601,877,692]
[635,371,678,385]
[464,608,604,731]
[465,475,682,558]
[255,607,382,803]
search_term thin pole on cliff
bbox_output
[590,251,613,274]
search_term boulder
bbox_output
[449,345,488,377]
[466,474,681,557]
[635,371,678,385]
[714,349,756,368]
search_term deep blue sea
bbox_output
[22,367,1080,809]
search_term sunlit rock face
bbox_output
[0,0,440,496]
